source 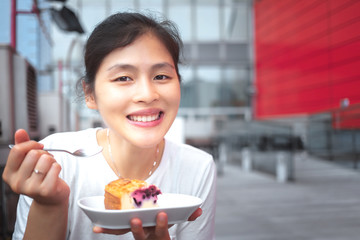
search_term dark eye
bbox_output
[154,75,169,80]
[115,76,132,82]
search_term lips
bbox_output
[127,112,162,122]
[127,109,164,123]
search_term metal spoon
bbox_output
[8,144,103,157]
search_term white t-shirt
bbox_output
[13,128,217,240]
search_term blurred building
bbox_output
[254,0,360,169]
[0,0,359,238]
[0,0,52,143]
[0,0,358,177]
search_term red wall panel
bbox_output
[254,0,360,125]
[332,104,360,129]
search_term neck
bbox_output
[100,128,163,180]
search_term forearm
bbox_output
[24,200,69,240]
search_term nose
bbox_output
[132,79,159,103]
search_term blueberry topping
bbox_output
[133,198,141,207]
[131,185,161,207]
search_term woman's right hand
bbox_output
[2,129,70,205]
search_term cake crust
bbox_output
[104,178,161,210]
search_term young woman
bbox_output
[3,12,216,240]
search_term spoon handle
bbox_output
[8,144,72,154]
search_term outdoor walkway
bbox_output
[215,154,360,240]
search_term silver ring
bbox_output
[33,169,43,175]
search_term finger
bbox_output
[188,208,202,221]
[93,226,130,235]
[155,212,170,238]
[5,148,45,195]
[6,141,44,172]
[17,148,53,179]
[30,162,62,204]
[32,154,57,181]
[41,162,62,192]
[14,129,31,144]
[6,129,43,175]
[16,149,42,181]
[14,152,55,195]
[34,153,57,175]
[130,218,147,240]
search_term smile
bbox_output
[127,112,163,122]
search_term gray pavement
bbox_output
[215,154,360,240]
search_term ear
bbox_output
[85,94,98,109]
[83,81,98,110]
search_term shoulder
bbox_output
[164,138,215,169]
[165,139,213,159]
[161,139,217,198]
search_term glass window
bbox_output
[196,5,219,41]
[0,0,10,43]
[179,64,194,83]
[139,0,164,14]
[180,66,222,108]
[179,64,195,107]
[17,15,37,67]
[179,65,250,108]
[223,67,249,107]
[197,66,221,83]
[168,0,192,41]
[17,0,32,9]
[197,66,221,107]
[223,0,249,42]
[109,0,136,13]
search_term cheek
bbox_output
[167,91,181,109]
[166,83,181,105]
[94,87,126,111]
[174,91,181,106]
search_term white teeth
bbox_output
[129,114,159,122]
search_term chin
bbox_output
[129,135,165,149]
[128,125,171,147]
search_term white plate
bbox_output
[77,193,202,229]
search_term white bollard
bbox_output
[241,147,252,172]
[218,142,227,175]
[276,151,290,182]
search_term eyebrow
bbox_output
[107,62,175,72]
[151,62,175,71]
[107,64,136,72]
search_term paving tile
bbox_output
[215,154,360,240]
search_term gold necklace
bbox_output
[106,128,159,178]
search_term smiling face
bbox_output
[86,33,181,148]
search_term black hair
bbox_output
[77,12,183,98]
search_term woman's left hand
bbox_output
[93,208,202,239]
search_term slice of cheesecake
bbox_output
[104,178,162,210]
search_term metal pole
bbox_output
[10,0,17,50]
